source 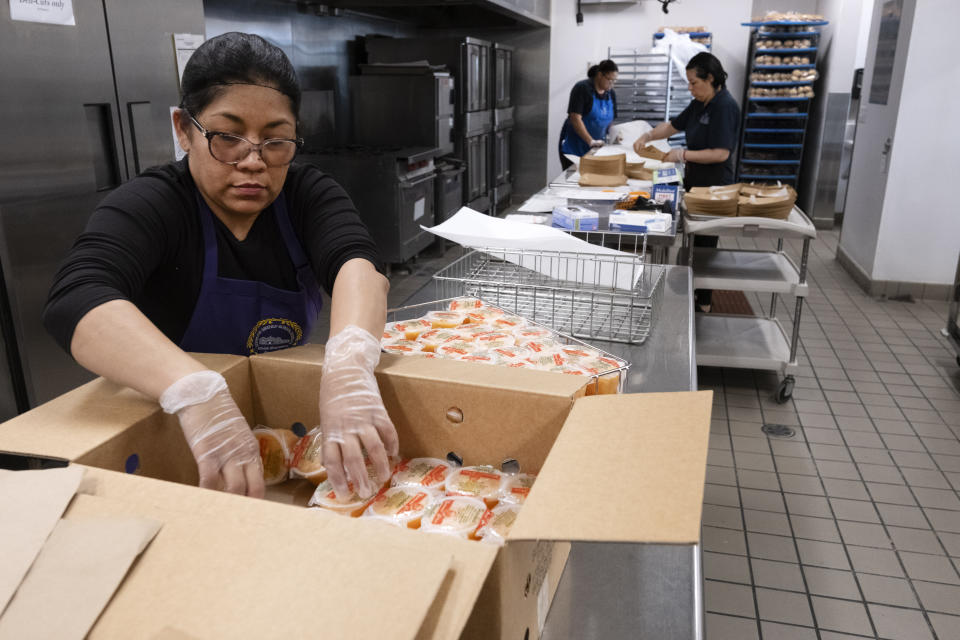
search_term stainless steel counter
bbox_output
[401,264,701,640]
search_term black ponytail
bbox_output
[686,52,727,89]
[588,59,619,79]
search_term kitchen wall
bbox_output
[204,0,417,146]
[838,0,960,295]
[546,0,753,180]
[869,0,960,288]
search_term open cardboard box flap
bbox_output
[73,466,499,640]
[0,345,712,639]
[0,353,247,466]
[510,391,713,544]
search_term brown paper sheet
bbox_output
[0,466,84,616]
[0,515,161,640]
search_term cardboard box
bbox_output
[0,345,712,639]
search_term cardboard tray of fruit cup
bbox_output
[684,183,797,220]
[0,347,713,640]
[384,298,631,396]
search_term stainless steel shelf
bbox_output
[695,314,796,371]
[692,248,808,296]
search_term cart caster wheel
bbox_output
[775,377,795,404]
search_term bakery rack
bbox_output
[737,18,829,186]
[385,297,633,393]
[607,44,695,143]
[432,247,665,345]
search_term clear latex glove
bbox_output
[589,139,605,148]
[632,133,652,154]
[663,147,686,164]
[319,325,399,501]
[159,370,264,498]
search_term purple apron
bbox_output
[179,191,322,356]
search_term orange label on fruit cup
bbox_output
[385,345,415,352]
[422,466,447,486]
[564,348,591,357]
[476,508,495,531]
[290,436,310,468]
[553,353,564,366]
[511,487,530,496]
[600,357,620,367]
[432,500,455,525]
[397,492,429,515]
[460,470,500,481]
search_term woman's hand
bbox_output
[160,370,265,498]
[632,133,652,154]
[319,325,399,500]
[663,147,686,163]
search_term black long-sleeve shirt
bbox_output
[44,159,383,352]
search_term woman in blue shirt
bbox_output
[559,60,619,170]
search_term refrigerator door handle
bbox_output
[83,103,122,191]
[126,101,151,176]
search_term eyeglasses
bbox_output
[188,114,303,167]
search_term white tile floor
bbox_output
[701,228,960,640]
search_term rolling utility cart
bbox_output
[683,206,816,402]
[738,17,828,186]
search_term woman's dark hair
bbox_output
[179,32,301,120]
[686,52,727,89]
[588,59,619,79]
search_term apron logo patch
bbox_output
[247,318,303,354]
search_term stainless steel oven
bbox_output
[491,43,514,211]
[493,127,512,207]
[465,133,491,212]
[435,159,465,224]
[366,37,494,213]
[351,69,454,156]
[299,147,439,265]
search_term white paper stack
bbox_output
[423,208,642,290]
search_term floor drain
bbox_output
[762,424,796,438]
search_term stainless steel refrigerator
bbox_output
[0,0,205,419]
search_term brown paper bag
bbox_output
[579,153,627,187]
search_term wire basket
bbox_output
[432,246,665,344]
[385,298,631,394]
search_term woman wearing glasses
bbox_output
[558,59,619,170]
[44,33,397,503]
